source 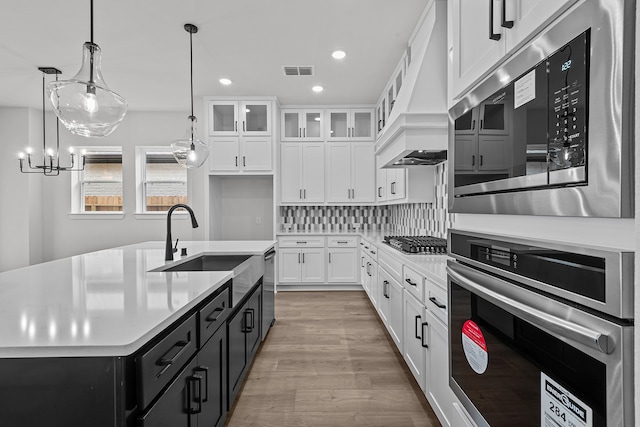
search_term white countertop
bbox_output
[0,240,275,358]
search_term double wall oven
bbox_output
[448,0,635,217]
[447,230,634,426]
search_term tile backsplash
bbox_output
[279,163,454,238]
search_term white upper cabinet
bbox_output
[281,109,324,141]
[280,143,325,204]
[326,142,375,203]
[208,101,271,136]
[209,137,272,173]
[326,109,374,142]
[449,0,577,100]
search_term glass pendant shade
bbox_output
[171,116,209,168]
[48,42,128,138]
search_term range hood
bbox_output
[375,0,448,168]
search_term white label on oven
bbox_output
[541,372,592,427]
[461,320,488,374]
[514,69,536,109]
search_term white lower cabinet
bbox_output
[278,248,325,283]
[402,290,427,391]
[327,248,358,283]
[360,245,461,427]
[425,310,455,427]
[378,266,403,350]
[278,235,360,287]
[451,402,478,427]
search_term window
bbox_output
[71,147,123,214]
[136,147,187,213]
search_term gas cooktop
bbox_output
[383,236,448,255]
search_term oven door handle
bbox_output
[446,265,612,354]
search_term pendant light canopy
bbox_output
[170,23,209,169]
[48,0,127,138]
[19,67,86,176]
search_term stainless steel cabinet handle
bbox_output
[489,0,501,41]
[378,187,382,197]
[446,264,612,354]
[383,280,389,298]
[501,0,514,28]
[361,256,365,268]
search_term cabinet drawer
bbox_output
[136,313,198,410]
[327,236,358,247]
[278,236,325,247]
[360,241,378,263]
[426,281,447,326]
[403,266,424,302]
[199,288,230,346]
[379,253,402,284]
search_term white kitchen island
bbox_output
[0,240,275,427]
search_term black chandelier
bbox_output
[19,67,86,176]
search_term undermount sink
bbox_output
[152,255,252,272]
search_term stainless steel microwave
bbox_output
[448,0,635,218]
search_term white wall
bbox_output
[32,108,207,262]
[0,108,44,272]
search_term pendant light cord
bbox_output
[90,0,94,44]
[189,28,194,119]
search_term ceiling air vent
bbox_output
[283,66,314,76]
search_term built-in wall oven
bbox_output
[448,0,635,217]
[447,230,634,426]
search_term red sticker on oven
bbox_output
[461,320,488,374]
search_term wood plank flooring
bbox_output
[225,291,441,427]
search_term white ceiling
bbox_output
[0,0,429,111]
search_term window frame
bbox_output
[135,146,189,216]
[70,146,124,219]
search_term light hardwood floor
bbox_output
[225,291,441,427]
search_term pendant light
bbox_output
[19,67,86,176]
[48,0,127,138]
[170,23,209,169]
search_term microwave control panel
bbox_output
[547,30,589,171]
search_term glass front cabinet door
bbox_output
[208,101,271,136]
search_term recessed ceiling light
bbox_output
[219,78,232,85]
[332,50,346,59]
[312,86,323,93]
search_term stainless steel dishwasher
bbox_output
[262,248,276,340]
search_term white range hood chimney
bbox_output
[375,0,448,168]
